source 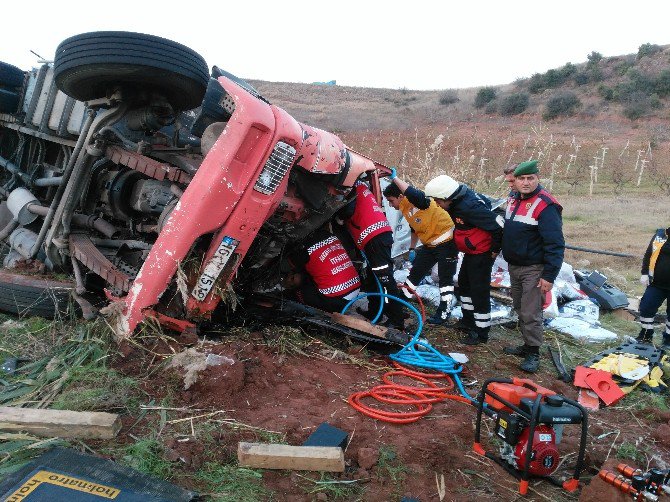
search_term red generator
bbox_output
[473,378,588,495]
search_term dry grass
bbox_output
[561,194,666,295]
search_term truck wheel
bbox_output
[0,88,20,114]
[53,31,209,111]
[0,61,25,89]
[0,271,74,319]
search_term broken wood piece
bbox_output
[0,407,121,439]
[329,313,388,339]
[238,442,345,472]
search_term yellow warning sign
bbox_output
[5,470,120,501]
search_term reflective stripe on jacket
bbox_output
[643,228,670,288]
[346,182,392,249]
[305,235,361,297]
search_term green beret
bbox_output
[514,160,539,176]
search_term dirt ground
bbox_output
[108,318,670,501]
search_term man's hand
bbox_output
[537,278,553,293]
[640,274,650,287]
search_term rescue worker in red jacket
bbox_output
[383,171,458,325]
[284,229,361,313]
[339,179,406,329]
[424,174,504,345]
[637,226,670,348]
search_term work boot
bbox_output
[520,352,540,373]
[462,331,488,346]
[636,328,654,343]
[451,318,476,332]
[503,344,529,357]
[427,301,451,325]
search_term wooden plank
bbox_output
[0,407,121,439]
[329,313,388,339]
[238,442,345,472]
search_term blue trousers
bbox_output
[639,284,670,339]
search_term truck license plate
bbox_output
[191,236,239,301]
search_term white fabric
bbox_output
[547,317,617,342]
[381,178,411,258]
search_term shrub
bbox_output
[622,91,655,120]
[655,69,670,97]
[543,91,581,120]
[615,57,635,76]
[598,84,614,101]
[637,43,662,59]
[589,66,603,83]
[574,72,589,86]
[439,90,459,105]
[587,51,603,67]
[559,62,577,79]
[474,87,497,108]
[485,101,497,114]
[499,92,529,116]
[528,73,545,94]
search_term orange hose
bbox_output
[348,362,470,423]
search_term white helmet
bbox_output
[424,175,460,200]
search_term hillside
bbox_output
[250,43,670,132]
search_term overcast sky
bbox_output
[3,1,670,90]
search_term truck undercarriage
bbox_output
[0,31,404,345]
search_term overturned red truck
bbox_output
[0,31,397,341]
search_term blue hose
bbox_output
[340,291,474,401]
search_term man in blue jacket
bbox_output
[424,175,504,345]
[502,160,564,373]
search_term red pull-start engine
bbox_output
[473,378,588,495]
[513,425,559,476]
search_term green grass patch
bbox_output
[375,445,408,486]
[0,435,69,477]
[599,312,641,338]
[620,391,670,412]
[616,441,646,464]
[51,365,141,413]
[0,315,54,360]
[195,462,270,501]
[121,437,173,480]
[261,325,311,356]
[300,472,364,500]
[0,320,113,407]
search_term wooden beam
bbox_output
[238,442,345,472]
[0,407,121,439]
[329,313,388,339]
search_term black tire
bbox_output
[0,61,25,89]
[0,88,20,114]
[0,271,74,319]
[54,31,208,111]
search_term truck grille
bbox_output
[254,141,296,195]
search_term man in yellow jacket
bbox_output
[383,170,458,324]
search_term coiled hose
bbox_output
[342,291,475,423]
